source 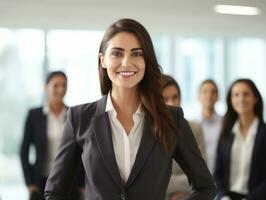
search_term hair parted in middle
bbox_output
[46,70,67,85]
[160,74,181,100]
[98,18,179,152]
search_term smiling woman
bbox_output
[99,32,145,92]
[44,18,216,200]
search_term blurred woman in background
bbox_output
[20,71,83,200]
[215,79,266,200]
[160,74,206,200]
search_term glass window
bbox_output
[152,35,175,74]
[47,30,104,106]
[173,37,225,119]
[227,38,266,95]
[227,38,266,116]
[0,28,44,200]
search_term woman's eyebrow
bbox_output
[110,47,143,51]
[131,48,143,51]
[111,47,124,51]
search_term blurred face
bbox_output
[100,32,145,91]
[162,85,180,107]
[46,75,67,103]
[199,82,218,110]
[231,82,257,116]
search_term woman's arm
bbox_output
[172,108,217,200]
[20,110,35,186]
[45,107,82,200]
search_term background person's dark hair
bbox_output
[160,74,181,100]
[199,79,218,94]
[220,78,264,140]
[46,71,67,85]
[98,18,179,152]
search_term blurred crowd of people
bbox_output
[160,75,266,200]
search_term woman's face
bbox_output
[162,85,180,107]
[231,82,257,116]
[100,32,145,91]
[46,75,67,103]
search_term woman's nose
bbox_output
[121,55,131,68]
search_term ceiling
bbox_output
[0,0,265,36]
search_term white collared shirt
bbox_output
[42,104,67,176]
[106,92,145,183]
[230,117,259,194]
[198,113,223,173]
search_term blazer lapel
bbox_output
[125,116,156,188]
[250,121,263,178]
[225,133,234,166]
[38,110,48,173]
[92,96,124,189]
[40,111,47,148]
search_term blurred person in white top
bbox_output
[197,79,223,174]
[20,71,83,200]
[215,79,266,200]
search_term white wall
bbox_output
[0,0,266,36]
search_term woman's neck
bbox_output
[48,101,64,116]
[238,112,256,138]
[202,108,215,119]
[111,87,140,116]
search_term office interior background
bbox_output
[0,0,266,199]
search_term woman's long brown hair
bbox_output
[98,19,179,152]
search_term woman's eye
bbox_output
[132,51,142,57]
[112,51,122,57]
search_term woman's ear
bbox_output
[99,53,106,69]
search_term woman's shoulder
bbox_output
[27,106,43,116]
[188,121,202,131]
[166,105,184,121]
[69,101,98,119]
[68,95,107,120]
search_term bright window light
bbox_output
[214,5,260,16]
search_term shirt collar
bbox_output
[105,91,145,116]
[232,117,259,137]
[42,103,67,118]
[200,111,220,123]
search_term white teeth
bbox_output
[118,71,135,76]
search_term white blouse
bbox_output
[229,117,259,194]
[106,92,145,183]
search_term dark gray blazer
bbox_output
[45,95,216,200]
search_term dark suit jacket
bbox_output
[20,107,49,186]
[45,95,216,200]
[214,121,266,200]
